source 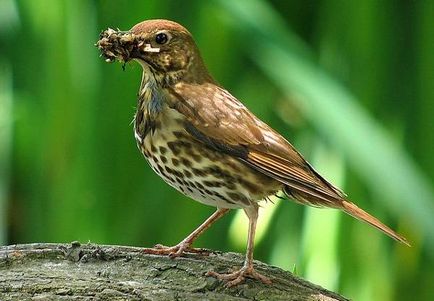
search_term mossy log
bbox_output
[0,242,348,301]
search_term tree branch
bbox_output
[0,242,348,300]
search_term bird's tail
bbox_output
[341,200,410,246]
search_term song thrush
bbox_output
[96,19,409,286]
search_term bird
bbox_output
[96,19,409,287]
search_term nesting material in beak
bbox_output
[96,28,160,63]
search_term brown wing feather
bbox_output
[246,151,343,205]
[169,82,343,203]
[168,83,263,145]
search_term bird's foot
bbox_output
[142,242,210,258]
[207,265,271,287]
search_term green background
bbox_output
[1,0,433,300]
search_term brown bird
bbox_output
[96,19,409,286]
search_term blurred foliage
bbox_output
[1,0,433,300]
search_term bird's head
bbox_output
[97,19,212,85]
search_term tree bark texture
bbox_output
[0,242,349,301]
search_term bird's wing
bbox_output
[167,83,345,206]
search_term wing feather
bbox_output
[168,82,345,205]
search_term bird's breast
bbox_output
[135,106,280,209]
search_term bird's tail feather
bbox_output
[341,200,410,246]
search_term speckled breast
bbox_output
[134,106,280,209]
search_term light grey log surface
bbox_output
[0,242,349,301]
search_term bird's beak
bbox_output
[96,28,160,63]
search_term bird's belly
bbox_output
[136,127,280,209]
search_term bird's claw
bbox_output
[142,242,210,258]
[206,266,271,287]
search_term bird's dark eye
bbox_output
[155,33,168,44]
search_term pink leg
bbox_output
[142,208,229,257]
[207,204,271,286]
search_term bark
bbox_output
[0,242,349,301]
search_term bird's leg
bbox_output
[142,208,229,257]
[207,204,271,287]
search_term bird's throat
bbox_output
[134,67,165,143]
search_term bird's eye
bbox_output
[155,33,168,44]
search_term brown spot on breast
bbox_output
[167,141,181,155]
[173,169,183,178]
[192,168,206,177]
[205,165,235,182]
[194,181,205,189]
[159,146,167,155]
[203,180,222,188]
[224,182,236,190]
[181,158,192,167]
[172,131,182,138]
[227,192,251,206]
[179,141,192,149]
[173,131,187,139]
[187,181,196,188]
[183,170,192,178]
[191,152,202,163]
[156,121,162,131]
[239,178,261,195]
[212,192,228,201]
[224,159,243,173]
[172,158,180,166]
[157,164,165,174]
[197,146,222,161]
